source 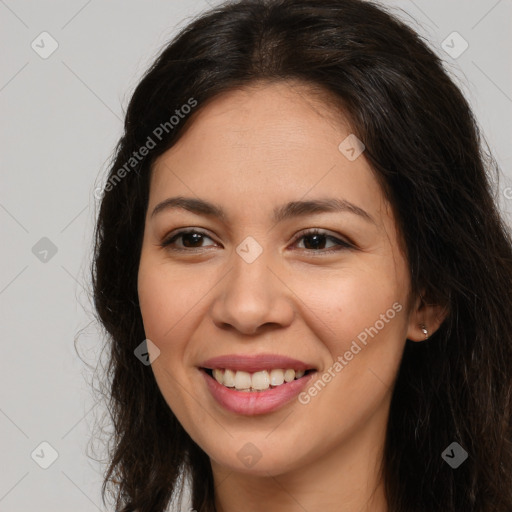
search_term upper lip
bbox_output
[200,354,316,373]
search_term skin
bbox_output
[137,80,445,512]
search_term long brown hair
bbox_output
[91,1,512,510]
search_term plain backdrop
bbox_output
[1,0,511,510]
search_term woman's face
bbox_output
[138,81,422,478]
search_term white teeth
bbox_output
[234,371,252,390]
[251,370,270,390]
[210,368,309,391]
[213,369,223,383]
[223,369,236,387]
[270,369,285,386]
[284,369,296,382]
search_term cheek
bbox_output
[293,257,409,424]
[292,259,408,353]
[137,267,172,341]
[137,257,204,419]
[137,254,208,343]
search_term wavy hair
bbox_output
[91,0,512,510]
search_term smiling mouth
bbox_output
[201,367,316,392]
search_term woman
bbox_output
[91,0,512,510]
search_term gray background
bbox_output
[1,1,511,510]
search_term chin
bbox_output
[205,436,310,477]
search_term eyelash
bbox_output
[160,228,353,254]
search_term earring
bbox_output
[420,323,429,340]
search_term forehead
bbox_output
[149,81,389,228]
[161,80,352,159]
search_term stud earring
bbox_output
[420,323,429,340]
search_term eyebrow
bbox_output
[151,196,376,225]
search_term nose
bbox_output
[209,246,295,336]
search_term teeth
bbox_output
[234,370,252,390]
[252,370,270,390]
[210,368,309,391]
[270,369,284,386]
[213,369,223,383]
[223,369,236,387]
[284,369,295,382]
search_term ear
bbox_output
[406,292,448,342]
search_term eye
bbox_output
[160,228,353,253]
[161,229,217,251]
[291,228,353,253]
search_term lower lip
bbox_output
[201,369,316,415]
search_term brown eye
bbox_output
[161,228,352,254]
[161,230,216,250]
[293,229,352,253]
